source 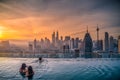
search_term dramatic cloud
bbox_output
[0,0,120,42]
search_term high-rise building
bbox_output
[118,36,120,53]
[113,39,118,52]
[104,32,109,52]
[96,25,99,50]
[83,28,93,58]
[34,39,37,49]
[71,38,75,49]
[75,37,79,48]
[56,31,59,41]
[60,36,63,41]
[109,36,114,52]
[65,36,70,41]
[52,32,55,45]
[98,40,103,51]
[28,43,33,52]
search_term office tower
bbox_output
[29,43,33,52]
[65,36,70,41]
[56,31,59,41]
[113,39,118,52]
[34,39,37,49]
[71,38,75,49]
[1,40,10,47]
[118,36,120,53]
[109,36,114,52]
[75,37,79,48]
[52,32,55,45]
[96,25,99,50]
[104,32,109,52]
[60,36,63,41]
[83,27,93,58]
[98,40,103,51]
[0,40,10,51]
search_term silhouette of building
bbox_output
[96,25,99,50]
[65,36,70,41]
[52,32,55,45]
[60,36,63,41]
[56,31,59,41]
[34,39,37,49]
[0,40,10,51]
[98,40,103,51]
[118,36,120,53]
[83,27,93,58]
[75,38,79,48]
[109,36,114,52]
[28,43,33,52]
[71,38,75,49]
[104,32,109,52]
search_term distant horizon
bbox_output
[0,29,119,46]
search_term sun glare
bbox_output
[0,26,4,38]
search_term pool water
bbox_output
[0,58,120,80]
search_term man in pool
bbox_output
[19,63,27,78]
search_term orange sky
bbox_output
[0,0,120,44]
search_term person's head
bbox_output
[21,63,26,69]
[28,66,33,73]
[39,57,42,60]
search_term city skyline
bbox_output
[0,0,120,45]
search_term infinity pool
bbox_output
[0,58,120,80]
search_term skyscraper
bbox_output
[104,32,109,52]
[83,27,93,58]
[96,25,99,50]
[29,43,33,52]
[34,38,37,49]
[65,36,70,41]
[118,36,120,53]
[75,37,79,48]
[71,38,75,49]
[56,31,59,41]
[52,32,55,45]
[60,36,63,41]
[109,36,114,52]
[98,40,103,51]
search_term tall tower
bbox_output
[96,25,99,50]
[104,32,109,52]
[56,31,59,41]
[118,36,120,53]
[34,39,37,49]
[52,32,55,45]
[109,36,114,52]
[83,27,93,58]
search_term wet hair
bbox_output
[21,63,26,70]
[39,57,42,61]
[28,66,34,76]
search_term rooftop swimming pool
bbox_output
[0,58,120,80]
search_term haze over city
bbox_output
[0,1,120,79]
[0,0,120,46]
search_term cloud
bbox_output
[0,0,120,40]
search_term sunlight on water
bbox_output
[0,58,120,80]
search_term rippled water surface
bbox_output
[0,58,120,80]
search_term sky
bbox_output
[0,0,120,45]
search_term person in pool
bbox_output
[39,57,43,63]
[26,66,34,80]
[19,63,27,77]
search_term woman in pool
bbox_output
[19,63,27,77]
[26,66,34,80]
